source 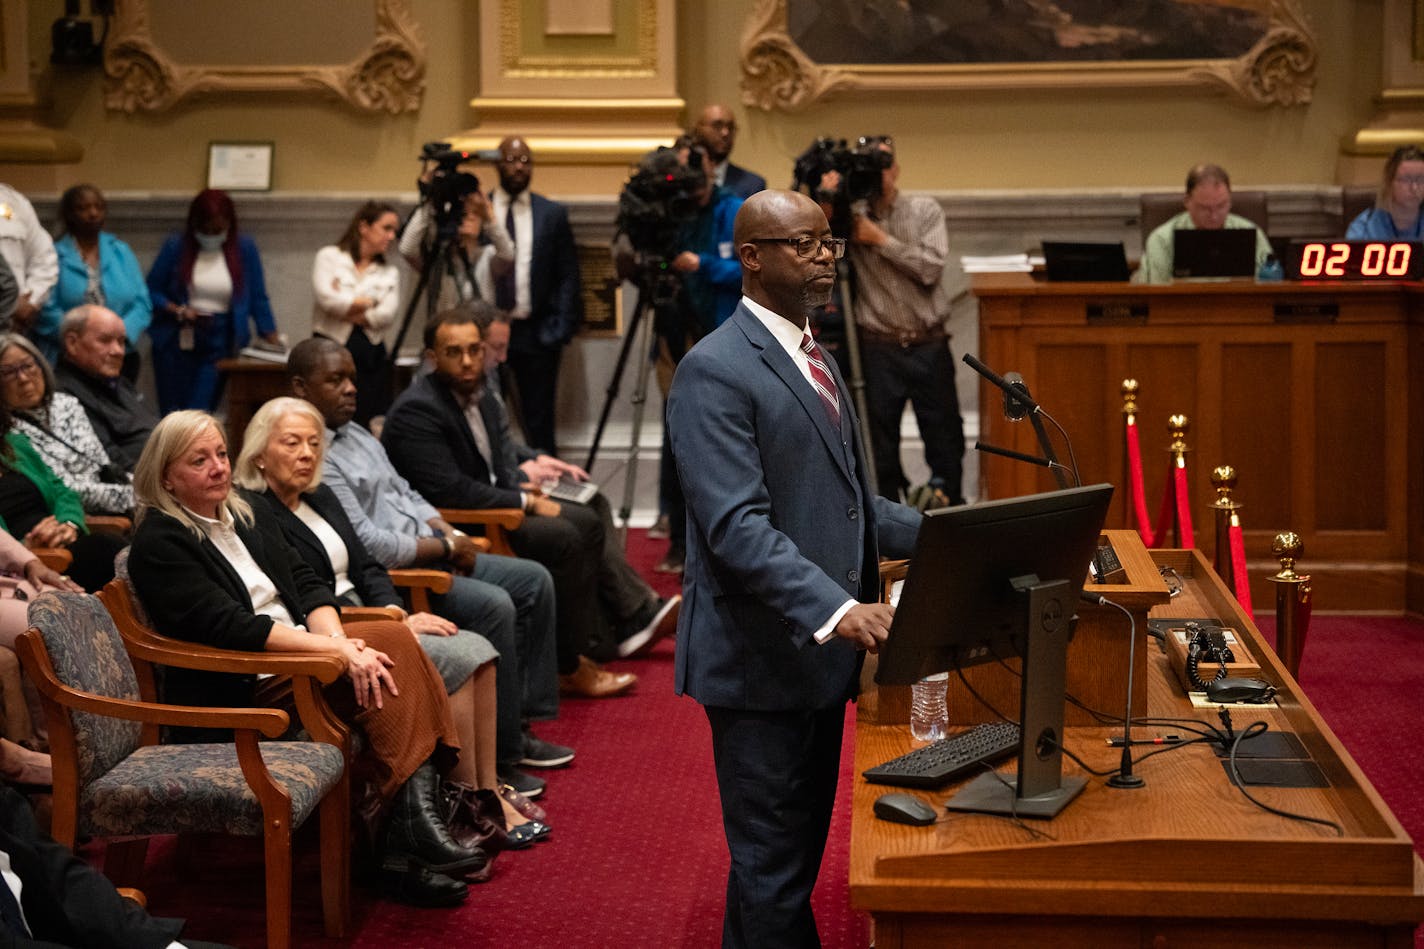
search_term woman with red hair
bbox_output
[146,189,281,413]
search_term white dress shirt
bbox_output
[0,184,57,306]
[186,505,299,630]
[487,188,533,319]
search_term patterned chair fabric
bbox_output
[25,591,342,838]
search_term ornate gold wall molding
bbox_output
[740,0,1316,112]
[495,0,658,78]
[102,0,425,114]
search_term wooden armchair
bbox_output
[437,508,523,557]
[30,548,72,573]
[22,590,350,949]
[85,516,133,537]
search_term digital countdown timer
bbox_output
[1285,240,1424,281]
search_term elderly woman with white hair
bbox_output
[234,396,548,847]
[126,410,491,905]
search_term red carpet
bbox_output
[99,534,1422,947]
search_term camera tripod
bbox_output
[824,254,878,496]
[387,211,476,365]
[584,265,677,527]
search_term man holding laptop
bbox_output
[1134,163,1272,283]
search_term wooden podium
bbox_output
[851,550,1424,947]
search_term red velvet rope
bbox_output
[1228,517,1252,619]
[1173,462,1194,550]
[1294,584,1313,671]
[1125,418,1156,545]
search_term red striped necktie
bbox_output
[800,331,841,425]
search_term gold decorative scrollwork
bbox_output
[103,0,425,114]
[740,0,1317,112]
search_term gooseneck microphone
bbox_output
[1082,590,1145,789]
[963,353,1040,415]
[1003,371,1031,421]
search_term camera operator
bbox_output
[398,157,514,315]
[816,136,965,505]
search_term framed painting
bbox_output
[741,0,1317,111]
[103,0,425,114]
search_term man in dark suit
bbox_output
[380,308,679,690]
[692,104,767,200]
[667,190,920,947]
[486,136,583,456]
[0,785,234,948]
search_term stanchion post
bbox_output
[1209,465,1243,591]
[1266,531,1311,678]
[1166,414,1191,547]
[1121,379,1139,525]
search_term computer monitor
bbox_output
[1172,228,1258,278]
[1041,241,1131,282]
[876,483,1114,818]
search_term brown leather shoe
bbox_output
[558,655,637,698]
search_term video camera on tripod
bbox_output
[791,135,894,235]
[417,141,500,239]
[615,145,705,304]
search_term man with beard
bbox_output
[479,136,583,457]
[691,104,766,200]
[667,190,921,948]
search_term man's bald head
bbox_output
[694,104,738,163]
[734,190,836,327]
[496,136,533,196]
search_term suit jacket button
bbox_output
[847,569,859,584]
[847,506,858,520]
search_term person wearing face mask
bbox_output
[312,201,404,426]
[146,189,281,414]
[34,184,151,376]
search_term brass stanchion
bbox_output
[1266,531,1312,678]
[1166,414,1190,547]
[1209,465,1243,591]
[1121,379,1139,526]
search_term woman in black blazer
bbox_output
[127,410,487,904]
[234,397,547,846]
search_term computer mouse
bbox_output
[873,792,937,826]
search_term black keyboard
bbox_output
[862,721,1021,789]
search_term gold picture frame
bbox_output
[740,0,1318,112]
[103,0,425,114]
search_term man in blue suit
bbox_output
[693,104,767,200]
[487,136,583,456]
[667,190,921,948]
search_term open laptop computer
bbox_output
[1172,228,1258,279]
[1041,241,1131,282]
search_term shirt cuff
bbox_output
[813,598,859,645]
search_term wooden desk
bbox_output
[217,358,289,448]
[850,550,1424,948]
[972,273,1424,614]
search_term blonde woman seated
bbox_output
[0,333,133,516]
[234,397,548,847]
[126,411,484,905]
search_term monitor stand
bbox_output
[944,575,1086,820]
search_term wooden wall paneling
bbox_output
[1124,342,1200,538]
[1314,342,1389,532]
[1221,343,1294,529]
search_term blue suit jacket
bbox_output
[497,191,583,353]
[722,163,767,200]
[667,303,920,711]
[145,232,276,352]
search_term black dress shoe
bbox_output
[379,864,468,907]
[504,820,551,849]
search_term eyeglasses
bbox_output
[751,236,846,259]
[1397,175,1424,187]
[499,155,532,166]
[0,359,40,382]
[438,343,485,360]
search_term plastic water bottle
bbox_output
[909,672,949,742]
[1257,254,1284,282]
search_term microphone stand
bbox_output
[1084,591,1145,789]
[962,354,1070,490]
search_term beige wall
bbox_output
[23,0,1386,197]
